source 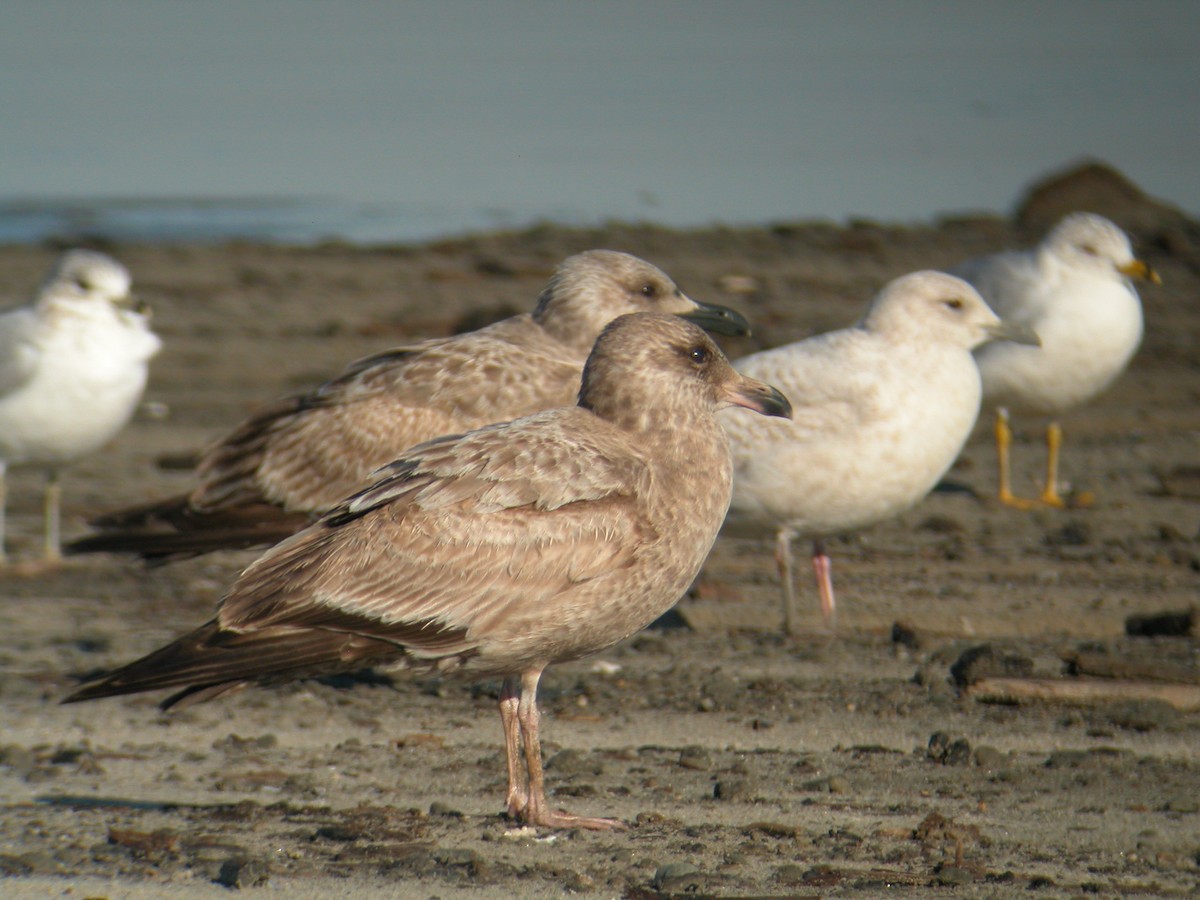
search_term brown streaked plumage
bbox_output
[63,312,791,830]
[66,250,750,559]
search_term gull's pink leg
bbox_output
[811,539,836,626]
[498,675,527,819]
[516,667,625,830]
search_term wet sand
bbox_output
[2,189,1199,896]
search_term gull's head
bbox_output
[579,312,790,430]
[39,250,135,309]
[862,271,1040,351]
[1043,212,1161,285]
[534,250,750,352]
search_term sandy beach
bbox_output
[2,170,1199,897]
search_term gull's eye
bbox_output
[640,282,658,299]
[1080,243,1099,256]
[943,297,964,311]
[688,344,709,365]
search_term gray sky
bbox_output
[3,1,1197,238]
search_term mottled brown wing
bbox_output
[193,318,585,513]
[217,408,655,654]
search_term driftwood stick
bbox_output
[967,677,1200,711]
[1063,651,1200,686]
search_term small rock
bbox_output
[677,746,712,771]
[107,827,180,859]
[215,857,270,888]
[891,620,922,651]
[429,801,464,817]
[744,821,800,839]
[774,863,808,884]
[653,862,700,891]
[927,731,954,762]
[797,864,842,886]
[563,870,595,891]
[826,775,851,794]
[1125,608,1195,637]
[713,778,751,801]
[72,634,111,653]
[435,848,481,868]
[949,644,1033,686]
[945,739,972,766]
[1164,797,1199,814]
[315,824,361,842]
[213,733,278,754]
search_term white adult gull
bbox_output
[63,312,791,830]
[954,212,1159,508]
[0,250,161,566]
[721,271,1038,634]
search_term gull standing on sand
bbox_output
[0,250,161,566]
[67,250,749,560]
[954,212,1159,508]
[63,313,791,830]
[721,271,1038,634]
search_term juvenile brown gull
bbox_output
[63,312,791,830]
[721,271,1037,633]
[66,249,748,560]
[0,250,161,565]
[954,212,1159,508]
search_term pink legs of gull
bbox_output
[776,529,836,635]
[498,670,625,830]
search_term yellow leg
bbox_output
[994,409,1036,509]
[1038,422,1066,507]
[1038,422,1094,508]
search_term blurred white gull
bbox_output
[955,212,1159,508]
[0,250,161,566]
[721,271,1038,633]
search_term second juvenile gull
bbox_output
[954,212,1159,507]
[0,250,161,566]
[67,250,748,559]
[721,271,1038,633]
[62,312,791,830]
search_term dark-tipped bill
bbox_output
[985,319,1041,347]
[724,375,792,419]
[679,300,752,337]
[1118,258,1162,285]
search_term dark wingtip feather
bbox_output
[61,622,226,705]
[61,619,411,709]
[64,507,312,561]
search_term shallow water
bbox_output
[3,0,1198,244]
